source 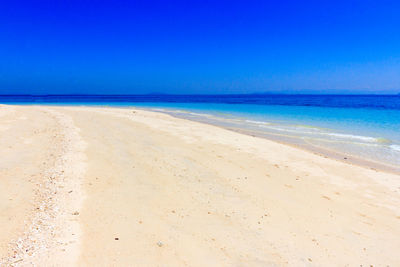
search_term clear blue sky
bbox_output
[1,0,399,95]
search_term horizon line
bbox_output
[0,93,399,97]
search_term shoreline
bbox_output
[3,103,399,175]
[140,107,400,175]
[222,125,400,175]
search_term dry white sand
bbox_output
[1,105,400,266]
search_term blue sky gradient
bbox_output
[1,0,400,94]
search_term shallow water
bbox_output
[140,103,400,169]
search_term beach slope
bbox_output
[1,105,400,266]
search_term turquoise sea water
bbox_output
[1,95,400,170]
[130,102,400,169]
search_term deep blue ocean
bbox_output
[1,94,400,169]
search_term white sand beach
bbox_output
[1,105,400,266]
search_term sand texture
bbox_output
[1,105,400,266]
